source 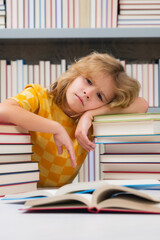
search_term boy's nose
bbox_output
[83,90,90,99]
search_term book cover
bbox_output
[94,134,160,144]
[120,9,160,15]
[56,0,62,28]
[100,153,160,163]
[79,0,90,28]
[0,60,7,102]
[0,143,33,154]
[101,161,160,172]
[1,187,57,202]
[103,142,160,153]
[0,132,31,144]
[35,0,40,28]
[93,121,160,136]
[0,170,39,185]
[101,171,160,180]
[28,0,34,28]
[0,123,29,134]
[0,162,38,174]
[119,4,160,10]
[0,181,38,197]
[17,0,23,28]
[12,0,18,28]
[0,153,32,163]
[93,113,160,122]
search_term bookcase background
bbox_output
[0,29,160,64]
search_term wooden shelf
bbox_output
[148,108,160,113]
[0,28,160,39]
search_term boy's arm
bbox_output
[75,97,149,152]
[0,99,76,167]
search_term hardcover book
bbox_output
[0,133,31,143]
[103,142,160,153]
[0,123,29,133]
[100,159,160,172]
[94,134,160,144]
[0,162,38,174]
[0,154,32,163]
[0,170,40,185]
[22,181,160,214]
[93,113,160,123]
[93,114,160,137]
[93,120,160,136]
[101,171,160,180]
[0,144,33,154]
[0,181,38,197]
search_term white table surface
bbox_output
[1,203,160,240]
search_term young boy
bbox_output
[0,52,148,186]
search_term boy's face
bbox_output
[65,73,115,116]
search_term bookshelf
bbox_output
[148,107,160,113]
[0,28,160,64]
[1,28,160,38]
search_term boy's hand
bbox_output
[54,125,77,168]
[75,112,96,152]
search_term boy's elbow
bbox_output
[0,105,9,122]
[144,101,149,113]
[139,98,149,113]
[0,101,16,123]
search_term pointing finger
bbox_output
[66,145,77,168]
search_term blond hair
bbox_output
[49,52,140,110]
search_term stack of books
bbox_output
[93,113,160,181]
[118,0,160,28]
[0,0,5,29]
[0,123,39,196]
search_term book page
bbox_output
[25,193,93,209]
[92,185,160,207]
[1,188,58,203]
[97,195,160,213]
[55,179,160,196]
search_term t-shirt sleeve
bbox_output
[11,84,41,113]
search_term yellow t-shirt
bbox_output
[12,84,88,187]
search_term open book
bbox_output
[20,180,160,213]
[1,179,160,203]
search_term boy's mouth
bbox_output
[75,94,84,106]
